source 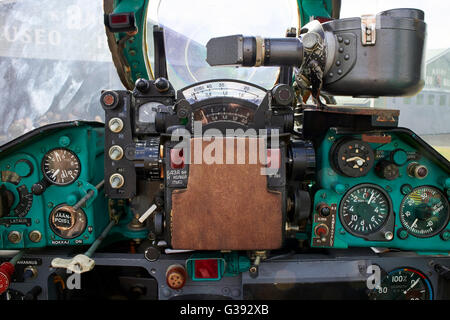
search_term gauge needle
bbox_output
[411,218,419,229]
[346,156,364,162]
[403,278,420,295]
[346,156,365,167]
[51,169,60,179]
[367,193,375,205]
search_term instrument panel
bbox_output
[0,122,108,249]
[312,128,450,252]
[4,249,450,300]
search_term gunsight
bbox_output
[207,8,426,98]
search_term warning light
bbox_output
[186,257,225,281]
[194,259,219,279]
[104,12,137,33]
[170,148,185,169]
[111,15,128,24]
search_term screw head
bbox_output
[384,231,394,241]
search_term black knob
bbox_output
[176,100,191,119]
[154,77,170,92]
[100,90,119,110]
[135,78,150,93]
[375,160,399,181]
[272,84,294,106]
[145,246,161,262]
[31,183,46,195]
[320,206,331,217]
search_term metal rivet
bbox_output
[337,36,343,42]
[337,69,343,75]
[344,39,350,45]
[344,54,350,60]
[338,47,344,53]
[384,231,394,241]
[336,60,341,66]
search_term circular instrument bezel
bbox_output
[369,267,433,300]
[339,183,393,237]
[41,147,81,186]
[49,204,87,239]
[399,185,450,238]
[330,138,375,178]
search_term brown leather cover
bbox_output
[170,137,282,250]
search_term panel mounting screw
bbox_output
[384,231,394,241]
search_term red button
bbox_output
[0,262,14,295]
[315,225,329,237]
[103,94,115,106]
[170,148,185,169]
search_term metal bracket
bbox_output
[361,14,376,46]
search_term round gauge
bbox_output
[42,148,81,186]
[369,268,433,300]
[340,184,391,236]
[330,138,374,177]
[399,186,449,238]
[138,102,160,123]
[49,204,87,239]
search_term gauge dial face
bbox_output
[182,81,266,105]
[138,102,160,123]
[193,103,255,126]
[340,184,391,236]
[369,268,433,300]
[49,204,87,239]
[331,139,374,177]
[42,148,81,186]
[399,186,449,238]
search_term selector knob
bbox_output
[31,183,45,195]
[316,203,331,217]
[108,118,124,133]
[154,77,170,92]
[8,231,22,244]
[109,173,125,189]
[375,160,399,181]
[109,146,124,161]
[135,78,150,93]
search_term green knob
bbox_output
[392,149,408,166]
[442,177,450,189]
[441,231,450,241]
[66,194,77,206]
[59,136,71,147]
[398,229,409,240]
[334,183,346,194]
